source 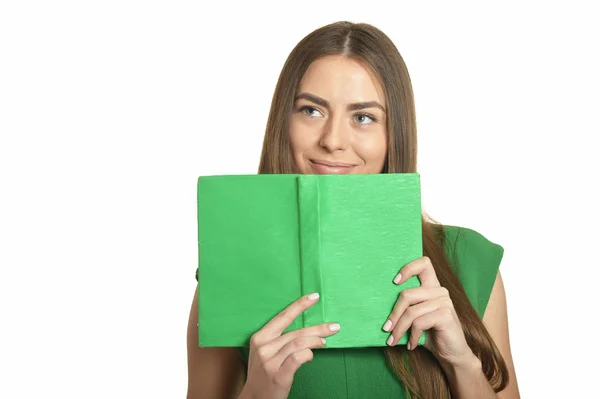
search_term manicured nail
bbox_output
[321,338,326,344]
[393,273,402,284]
[328,323,341,331]
[308,293,320,300]
[383,320,392,332]
[387,335,394,346]
[407,341,412,350]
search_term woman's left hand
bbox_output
[382,256,475,368]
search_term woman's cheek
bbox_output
[355,132,387,164]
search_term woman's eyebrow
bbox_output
[294,92,386,113]
[347,101,386,112]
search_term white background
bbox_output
[1,1,598,397]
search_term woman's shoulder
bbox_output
[440,224,504,261]
[439,224,504,317]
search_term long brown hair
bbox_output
[257,21,508,398]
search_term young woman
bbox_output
[187,21,520,399]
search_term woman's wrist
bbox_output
[440,352,482,378]
[442,354,499,398]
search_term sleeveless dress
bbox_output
[196,225,504,398]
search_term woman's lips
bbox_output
[309,159,357,174]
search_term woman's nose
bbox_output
[318,117,349,152]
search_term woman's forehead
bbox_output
[297,56,385,105]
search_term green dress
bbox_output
[196,225,504,398]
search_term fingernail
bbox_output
[393,273,402,284]
[321,338,326,344]
[387,335,394,346]
[328,323,341,331]
[308,293,320,300]
[383,320,392,332]
[407,342,411,350]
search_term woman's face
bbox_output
[289,55,388,174]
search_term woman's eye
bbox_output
[354,113,376,125]
[300,106,322,117]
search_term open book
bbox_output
[197,173,426,348]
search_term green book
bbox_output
[197,173,426,348]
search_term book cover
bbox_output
[197,173,426,348]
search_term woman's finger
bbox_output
[383,286,449,332]
[268,335,326,369]
[271,322,341,350]
[252,292,321,345]
[387,297,450,346]
[407,307,456,350]
[258,322,341,361]
[276,348,315,383]
[393,256,440,288]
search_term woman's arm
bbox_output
[439,270,520,398]
[187,285,246,399]
[482,270,520,398]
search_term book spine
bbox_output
[297,175,324,328]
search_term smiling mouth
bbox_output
[309,159,358,174]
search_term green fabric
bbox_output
[194,224,503,398]
[442,226,505,318]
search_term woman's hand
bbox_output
[239,293,341,399]
[382,256,475,369]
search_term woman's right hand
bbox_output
[238,292,341,399]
